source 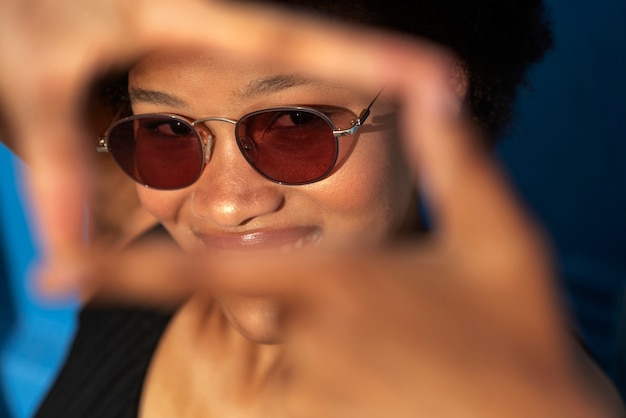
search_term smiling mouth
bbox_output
[194,227,322,254]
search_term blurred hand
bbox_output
[181,111,614,418]
[255,114,609,417]
[137,88,616,418]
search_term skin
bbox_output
[129,50,418,343]
[127,51,623,415]
[128,50,624,417]
[1,1,622,415]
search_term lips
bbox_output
[194,226,321,253]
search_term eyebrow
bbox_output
[128,75,335,108]
[240,74,317,98]
[128,88,188,108]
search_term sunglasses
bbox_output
[97,93,380,189]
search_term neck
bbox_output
[139,293,284,418]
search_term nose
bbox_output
[189,123,285,228]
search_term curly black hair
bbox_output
[262,0,553,141]
[99,0,552,142]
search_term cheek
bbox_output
[136,186,185,225]
[313,134,416,245]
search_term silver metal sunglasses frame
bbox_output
[96,92,380,186]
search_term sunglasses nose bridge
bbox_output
[192,117,238,164]
[193,127,214,164]
[193,117,238,127]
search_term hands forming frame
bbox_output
[0,0,622,416]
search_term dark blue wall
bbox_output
[0,221,15,418]
[497,0,626,385]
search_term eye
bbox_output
[271,110,318,128]
[143,119,194,137]
[289,111,317,126]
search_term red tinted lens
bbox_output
[107,116,204,189]
[235,109,338,184]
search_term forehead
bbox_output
[131,49,262,84]
[129,49,342,104]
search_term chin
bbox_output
[219,295,285,344]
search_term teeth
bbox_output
[276,232,320,254]
[308,230,322,247]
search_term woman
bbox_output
[1,0,622,416]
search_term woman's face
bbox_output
[129,50,416,342]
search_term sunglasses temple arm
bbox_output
[366,88,383,110]
[335,88,383,137]
[97,104,131,153]
[358,88,385,126]
[360,88,383,122]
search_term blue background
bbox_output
[1,0,625,416]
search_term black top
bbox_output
[33,306,172,418]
